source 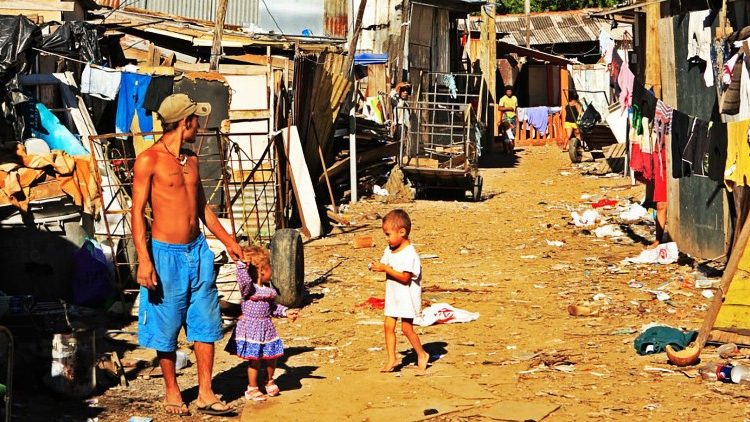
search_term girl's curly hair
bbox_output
[242,245,270,281]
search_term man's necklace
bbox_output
[160,140,188,166]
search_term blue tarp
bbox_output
[354,53,388,66]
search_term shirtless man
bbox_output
[131,93,241,416]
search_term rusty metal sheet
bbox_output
[324,0,347,38]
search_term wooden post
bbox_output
[210,0,229,71]
[524,0,530,48]
[644,2,662,97]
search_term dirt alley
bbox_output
[86,146,750,421]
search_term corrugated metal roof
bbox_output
[126,0,259,27]
[458,10,632,46]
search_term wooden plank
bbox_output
[0,9,60,21]
[281,126,321,239]
[366,64,387,97]
[223,53,291,70]
[319,142,400,184]
[658,16,680,250]
[173,62,268,75]
[0,0,74,11]
[228,110,271,120]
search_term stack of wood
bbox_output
[321,114,398,199]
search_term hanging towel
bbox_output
[115,72,153,136]
[687,9,714,87]
[80,64,121,101]
[721,52,743,115]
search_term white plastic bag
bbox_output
[414,303,480,327]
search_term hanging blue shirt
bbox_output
[116,72,153,138]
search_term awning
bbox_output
[354,53,388,65]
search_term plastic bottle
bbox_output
[717,343,739,359]
[699,362,734,382]
[731,365,750,384]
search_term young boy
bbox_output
[369,209,429,373]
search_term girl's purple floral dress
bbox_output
[225,262,288,360]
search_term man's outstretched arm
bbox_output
[196,173,242,261]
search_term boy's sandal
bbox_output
[245,386,267,401]
[265,382,280,397]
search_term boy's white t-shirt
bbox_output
[380,244,422,319]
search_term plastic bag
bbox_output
[72,239,115,307]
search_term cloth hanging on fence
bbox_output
[670,109,694,178]
[687,9,714,87]
[115,72,153,136]
[725,119,750,191]
[610,51,624,98]
[721,52,743,115]
[80,64,121,101]
[519,106,549,135]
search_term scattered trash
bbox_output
[634,325,698,355]
[367,347,383,352]
[419,253,440,259]
[695,278,720,289]
[717,343,739,359]
[731,364,750,384]
[644,403,661,411]
[699,362,733,382]
[372,185,388,196]
[628,281,643,289]
[702,290,714,299]
[423,408,439,416]
[545,239,565,247]
[619,203,649,223]
[644,290,671,302]
[353,235,374,249]
[591,198,618,208]
[592,293,607,301]
[357,297,385,310]
[520,255,537,259]
[611,328,637,335]
[567,304,599,316]
[415,303,480,327]
[623,242,679,265]
[571,210,600,227]
[128,418,153,422]
[175,350,189,370]
[594,224,625,238]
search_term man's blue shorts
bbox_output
[138,233,222,352]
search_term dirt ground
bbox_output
[20,146,750,421]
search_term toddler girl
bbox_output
[225,245,299,401]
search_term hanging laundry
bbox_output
[721,52,743,115]
[617,64,635,111]
[631,83,657,120]
[682,118,711,177]
[142,75,175,112]
[610,51,624,97]
[80,64,121,101]
[670,109,694,178]
[686,9,714,87]
[519,106,549,135]
[599,29,615,55]
[725,119,750,190]
[723,52,740,86]
[115,72,153,136]
[439,73,458,99]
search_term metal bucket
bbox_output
[45,330,96,397]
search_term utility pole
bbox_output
[210,0,229,71]
[347,0,368,203]
[524,0,530,48]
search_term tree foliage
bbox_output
[496,0,620,14]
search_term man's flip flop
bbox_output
[196,401,234,416]
[163,402,190,417]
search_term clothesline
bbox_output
[31,47,110,70]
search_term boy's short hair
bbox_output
[382,209,412,237]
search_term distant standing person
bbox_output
[131,93,242,416]
[225,245,300,401]
[369,209,430,374]
[391,82,412,143]
[498,85,518,127]
[564,92,583,150]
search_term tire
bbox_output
[569,137,583,163]
[270,228,304,308]
[472,175,483,202]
